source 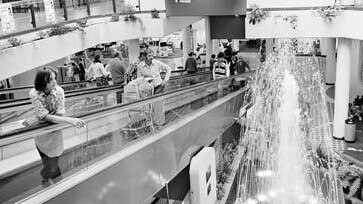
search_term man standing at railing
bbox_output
[137,49,171,127]
[108,52,127,103]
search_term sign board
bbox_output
[189,147,217,204]
[44,0,56,22]
[179,0,191,3]
[0,3,15,32]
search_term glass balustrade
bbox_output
[0,74,249,204]
[0,0,166,37]
[0,72,212,136]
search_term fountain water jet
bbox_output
[236,39,342,204]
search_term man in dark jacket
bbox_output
[185,52,197,74]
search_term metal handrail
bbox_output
[0,8,166,40]
[0,73,252,145]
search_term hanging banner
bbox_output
[44,0,55,22]
[0,3,15,32]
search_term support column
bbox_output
[182,25,192,65]
[205,17,212,69]
[321,38,337,85]
[349,40,363,101]
[265,38,274,55]
[333,38,352,140]
[128,39,140,63]
[212,39,219,55]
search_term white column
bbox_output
[349,40,363,101]
[333,38,352,140]
[265,38,274,55]
[205,17,212,68]
[321,38,337,85]
[182,25,192,64]
[212,39,220,55]
[128,39,140,63]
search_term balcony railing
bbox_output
[0,0,164,38]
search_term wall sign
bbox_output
[190,147,217,204]
[0,3,15,32]
[44,0,56,22]
[177,0,191,3]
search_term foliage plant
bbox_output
[248,4,269,25]
[283,15,298,29]
[36,31,48,40]
[110,14,120,22]
[124,4,138,22]
[216,140,239,200]
[311,145,363,203]
[151,8,160,19]
[75,18,88,29]
[7,37,22,48]
[316,4,342,22]
[48,24,77,37]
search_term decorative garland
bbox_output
[216,140,239,200]
[316,4,342,22]
[248,4,269,25]
[283,15,298,29]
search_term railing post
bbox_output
[112,0,116,13]
[62,0,68,21]
[85,0,91,16]
[29,5,37,28]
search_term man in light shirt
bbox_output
[137,49,171,94]
[137,49,171,127]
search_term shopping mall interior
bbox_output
[1,0,363,203]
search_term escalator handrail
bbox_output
[0,80,92,94]
[0,85,123,109]
[0,69,191,95]
[0,71,210,106]
[0,71,211,109]
[0,73,251,146]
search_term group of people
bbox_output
[184,50,251,80]
[23,48,171,186]
[24,42,250,186]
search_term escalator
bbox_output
[0,69,190,102]
[0,73,251,204]
[0,71,212,133]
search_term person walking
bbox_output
[185,52,198,74]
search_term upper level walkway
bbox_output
[0,0,203,80]
[246,0,363,40]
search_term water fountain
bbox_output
[235,39,342,204]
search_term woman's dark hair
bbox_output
[94,55,101,63]
[34,67,57,92]
[217,52,225,59]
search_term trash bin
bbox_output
[345,118,356,143]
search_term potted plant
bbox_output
[151,8,160,19]
[283,15,298,30]
[124,4,138,22]
[7,37,22,48]
[316,4,342,22]
[247,4,269,25]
